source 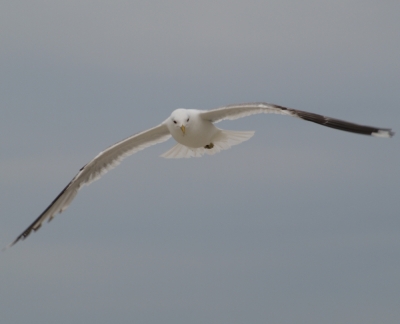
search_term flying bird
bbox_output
[5,102,394,249]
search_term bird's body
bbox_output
[163,108,255,158]
[5,102,394,249]
[167,109,219,148]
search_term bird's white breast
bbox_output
[168,110,220,148]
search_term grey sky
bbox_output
[1,1,399,324]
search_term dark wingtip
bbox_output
[2,227,34,251]
[372,129,395,138]
[3,238,19,252]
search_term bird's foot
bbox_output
[204,143,214,149]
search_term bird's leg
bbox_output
[204,143,214,149]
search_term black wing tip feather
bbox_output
[289,109,394,138]
[4,180,74,251]
[267,103,395,138]
[381,129,395,138]
[3,225,37,251]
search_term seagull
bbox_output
[5,102,394,249]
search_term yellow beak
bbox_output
[180,125,186,135]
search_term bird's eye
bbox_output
[173,120,177,124]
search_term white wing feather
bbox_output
[198,103,294,123]
[6,122,171,249]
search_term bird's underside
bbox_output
[5,102,394,250]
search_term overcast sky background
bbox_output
[1,1,399,323]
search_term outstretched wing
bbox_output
[6,122,171,249]
[199,102,394,138]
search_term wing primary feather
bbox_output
[4,180,74,250]
[288,108,394,137]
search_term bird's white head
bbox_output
[168,109,191,135]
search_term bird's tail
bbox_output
[161,130,254,159]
